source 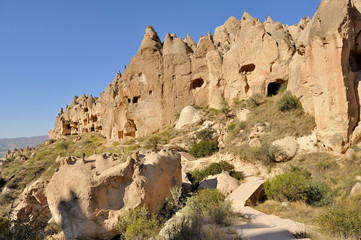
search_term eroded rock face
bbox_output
[46,150,182,240]
[49,0,361,153]
[12,180,50,222]
[288,0,361,152]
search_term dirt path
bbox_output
[227,176,310,240]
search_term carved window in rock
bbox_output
[190,78,204,90]
[240,64,256,74]
[133,96,140,103]
[267,80,285,96]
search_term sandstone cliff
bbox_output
[49,0,361,153]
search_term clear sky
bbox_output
[0,0,320,138]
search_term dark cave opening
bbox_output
[267,81,284,96]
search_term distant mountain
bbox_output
[0,135,48,158]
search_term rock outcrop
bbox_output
[198,171,240,196]
[46,150,182,240]
[175,106,202,129]
[49,0,361,153]
[12,179,50,222]
[272,136,299,162]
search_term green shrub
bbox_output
[115,206,161,240]
[252,142,284,166]
[277,91,302,112]
[247,93,265,108]
[168,189,234,239]
[264,168,333,206]
[227,121,247,137]
[187,161,235,185]
[233,96,240,105]
[189,140,219,158]
[195,128,214,141]
[0,216,48,240]
[278,81,288,94]
[144,136,161,152]
[168,214,202,240]
[58,141,70,150]
[187,189,233,225]
[166,187,184,215]
[221,101,230,116]
[123,139,136,145]
[319,204,361,239]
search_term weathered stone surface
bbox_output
[350,182,361,196]
[12,180,50,222]
[297,130,317,152]
[249,138,261,148]
[272,136,299,162]
[49,0,361,153]
[198,171,240,196]
[288,0,361,153]
[46,150,182,240]
[175,106,202,129]
[237,108,250,122]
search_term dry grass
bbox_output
[254,200,321,226]
[285,152,361,201]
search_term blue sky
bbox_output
[0,0,320,138]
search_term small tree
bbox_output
[221,101,230,117]
[144,136,161,152]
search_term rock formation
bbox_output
[198,171,240,196]
[46,150,182,240]
[49,0,361,153]
[12,179,50,222]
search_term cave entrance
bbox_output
[190,78,204,90]
[349,49,361,72]
[267,80,285,96]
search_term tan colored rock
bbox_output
[350,182,361,196]
[198,171,240,196]
[272,136,299,162]
[249,124,267,139]
[12,180,50,222]
[249,138,261,148]
[237,108,250,122]
[46,150,182,240]
[48,0,361,154]
[345,148,356,159]
[175,106,202,129]
[288,0,361,153]
[297,130,317,152]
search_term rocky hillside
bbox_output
[1,0,361,239]
[0,135,48,159]
[49,0,361,154]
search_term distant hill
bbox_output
[0,135,48,158]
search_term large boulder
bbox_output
[175,106,202,129]
[272,136,299,162]
[46,150,182,240]
[198,171,240,196]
